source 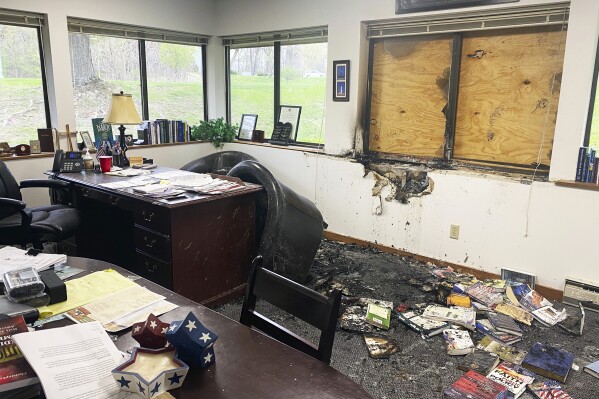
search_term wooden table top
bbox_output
[44,257,373,399]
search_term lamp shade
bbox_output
[103,92,142,125]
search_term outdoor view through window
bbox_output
[230,42,326,144]
[0,24,48,145]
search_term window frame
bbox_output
[584,37,599,147]
[224,27,328,148]
[363,4,569,174]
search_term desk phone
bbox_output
[52,150,84,173]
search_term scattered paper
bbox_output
[0,246,66,274]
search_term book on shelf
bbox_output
[487,313,523,336]
[526,380,571,399]
[457,349,501,376]
[465,282,503,308]
[0,315,39,392]
[494,303,533,326]
[91,117,114,148]
[443,328,475,356]
[486,361,535,398]
[421,305,476,331]
[475,319,521,345]
[443,370,508,399]
[397,309,449,338]
[521,342,574,383]
[587,148,596,182]
[476,336,527,365]
[583,359,599,379]
[576,146,588,182]
[36,128,54,153]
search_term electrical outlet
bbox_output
[450,224,460,239]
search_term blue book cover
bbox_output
[176,121,185,143]
[522,342,574,383]
[576,146,587,182]
[587,148,596,183]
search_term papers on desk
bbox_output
[12,322,131,399]
[0,246,66,275]
[99,176,157,190]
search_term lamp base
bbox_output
[117,125,130,167]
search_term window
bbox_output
[224,27,327,145]
[366,4,568,172]
[585,38,599,150]
[68,18,208,135]
[0,11,49,146]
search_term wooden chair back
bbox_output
[240,256,342,364]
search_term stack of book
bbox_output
[139,119,191,145]
[465,282,503,308]
[576,146,598,183]
[443,370,507,399]
[475,319,522,345]
[397,309,449,338]
[421,305,476,331]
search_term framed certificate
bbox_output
[277,105,302,141]
[238,114,258,140]
[80,131,95,150]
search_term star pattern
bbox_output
[117,376,131,388]
[185,320,197,332]
[169,323,178,332]
[199,332,211,343]
[151,382,161,396]
[138,381,146,394]
[167,372,182,385]
[204,352,213,364]
[149,320,157,329]
[162,327,168,334]
[133,325,141,333]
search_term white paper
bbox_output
[0,246,66,274]
[12,322,128,399]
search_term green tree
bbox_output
[159,43,195,79]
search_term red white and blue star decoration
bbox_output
[111,347,189,399]
[131,313,171,349]
[165,311,218,368]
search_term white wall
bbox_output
[2,0,598,290]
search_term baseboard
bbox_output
[323,231,562,301]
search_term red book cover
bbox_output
[0,315,39,392]
[444,370,507,399]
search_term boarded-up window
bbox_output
[367,25,567,170]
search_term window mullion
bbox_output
[138,40,149,120]
[364,40,376,155]
[37,26,51,128]
[202,45,208,122]
[444,32,463,161]
[274,42,281,129]
[225,45,231,124]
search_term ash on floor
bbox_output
[214,239,599,399]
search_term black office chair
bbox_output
[0,160,80,249]
[240,256,342,364]
[180,151,258,175]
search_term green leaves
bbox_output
[190,118,238,148]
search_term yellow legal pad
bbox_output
[37,269,137,319]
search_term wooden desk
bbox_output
[44,257,373,399]
[50,168,261,307]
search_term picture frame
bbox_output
[238,114,258,141]
[80,131,95,150]
[30,139,41,154]
[277,105,302,141]
[333,60,350,102]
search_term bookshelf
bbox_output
[555,180,599,191]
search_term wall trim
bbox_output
[323,230,563,301]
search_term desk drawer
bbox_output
[76,186,132,210]
[135,251,173,289]
[134,226,171,261]
[134,203,170,233]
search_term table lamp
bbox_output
[103,91,142,167]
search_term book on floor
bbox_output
[457,350,501,376]
[521,342,574,383]
[477,336,527,365]
[443,370,508,399]
[421,305,476,330]
[443,328,475,356]
[487,313,523,336]
[365,303,391,329]
[363,335,399,359]
[397,310,449,338]
[475,319,521,346]
[486,361,535,398]
[583,359,599,379]
[526,380,572,399]
[465,282,504,307]
[494,303,534,326]
[0,315,39,392]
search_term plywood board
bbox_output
[369,35,452,157]
[454,26,567,167]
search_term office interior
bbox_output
[1,0,597,300]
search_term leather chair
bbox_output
[180,151,258,175]
[228,160,325,283]
[0,160,80,249]
[240,256,342,364]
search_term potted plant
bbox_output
[190,118,238,148]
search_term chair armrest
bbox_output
[0,197,26,211]
[20,179,70,190]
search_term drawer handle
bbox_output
[142,211,154,222]
[144,236,157,248]
[81,188,91,197]
[110,196,119,206]
[145,261,157,273]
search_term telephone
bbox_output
[52,150,84,173]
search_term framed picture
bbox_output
[80,131,95,150]
[29,140,41,154]
[277,105,302,141]
[333,60,350,102]
[238,114,258,140]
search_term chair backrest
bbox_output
[0,160,22,201]
[240,256,342,364]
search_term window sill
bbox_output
[0,153,53,161]
[555,180,599,191]
[233,140,325,155]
